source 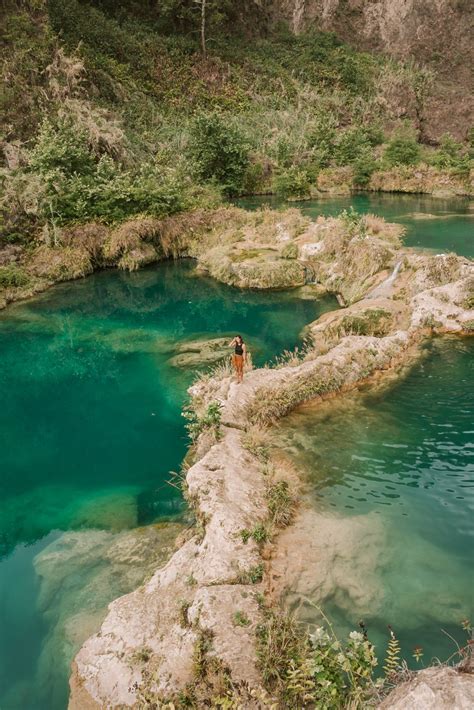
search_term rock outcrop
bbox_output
[378,665,474,709]
[273,0,474,141]
[69,207,473,707]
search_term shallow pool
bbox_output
[238,192,474,257]
[0,260,334,710]
[0,192,472,708]
[276,336,474,665]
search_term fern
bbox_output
[383,626,401,679]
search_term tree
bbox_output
[189,113,250,196]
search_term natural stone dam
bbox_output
[0,195,472,708]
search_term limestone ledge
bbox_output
[37,206,470,707]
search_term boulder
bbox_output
[378,666,474,709]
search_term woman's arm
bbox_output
[229,337,236,347]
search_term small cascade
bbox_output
[366,259,403,299]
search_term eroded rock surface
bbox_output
[378,666,474,709]
[69,209,473,708]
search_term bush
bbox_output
[334,127,370,166]
[25,116,190,224]
[307,112,337,168]
[352,149,377,187]
[29,117,95,176]
[384,136,421,166]
[242,161,266,194]
[430,133,472,177]
[189,113,250,196]
[256,610,378,708]
[273,167,310,199]
[431,133,463,168]
[0,265,29,288]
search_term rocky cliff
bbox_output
[273,0,474,141]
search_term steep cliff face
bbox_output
[273,0,473,141]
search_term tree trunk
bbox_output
[201,0,206,55]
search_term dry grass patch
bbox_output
[28,245,93,281]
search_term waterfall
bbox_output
[367,260,403,299]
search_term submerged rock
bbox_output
[70,490,139,530]
[268,508,386,618]
[167,336,231,368]
[34,523,182,708]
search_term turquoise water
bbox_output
[277,337,474,665]
[239,193,474,257]
[0,194,472,708]
[0,260,334,709]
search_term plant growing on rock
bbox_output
[266,480,295,528]
[333,309,393,338]
[233,611,251,627]
[256,609,379,708]
[182,400,222,441]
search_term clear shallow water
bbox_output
[276,337,474,665]
[0,194,472,708]
[0,260,334,709]
[239,193,474,257]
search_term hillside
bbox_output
[1,0,472,261]
[274,0,474,142]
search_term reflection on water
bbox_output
[238,193,474,257]
[276,337,474,664]
[0,259,334,709]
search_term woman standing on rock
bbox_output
[229,335,246,384]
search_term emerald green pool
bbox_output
[239,192,474,257]
[0,260,333,710]
[276,336,474,666]
[0,194,472,709]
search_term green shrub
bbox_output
[242,161,266,194]
[233,611,251,627]
[340,207,366,237]
[0,265,29,288]
[431,133,464,168]
[430,133,472,178]
[183,400,222,441]
[273,167,310,199]
[307,111,337,168]
[189,113,250,196]
[384,136,421,166]
[334,127,370,166]
[352,150,377,187]
[29,117,95,176]
[256,610,378,708]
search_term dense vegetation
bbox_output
[1,0,472,248]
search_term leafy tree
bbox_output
[384,135,421,166]
[273,166,310,199]
[189,113,250,196]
